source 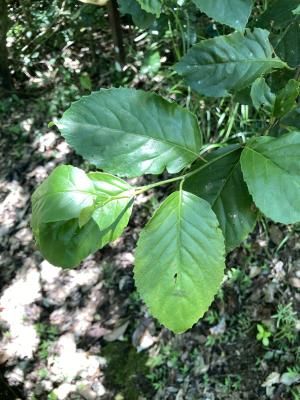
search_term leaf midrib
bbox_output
[211,162,240,208]
[182,58,283,68]
[246,146,298,177]
[61,121,200,158]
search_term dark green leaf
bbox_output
[118,0,155,29]
[184,146,257,251]
[273,79,300,119]
[274,21,300,68]
[134,190,225,333]
[192,0,253,31]
[281,107,300,130]
[250,77,275,112]
[241,132,300,224]
[175,29,286,97]
[57,88,202,177]
[136,0,161,16]
[256,0,300,29]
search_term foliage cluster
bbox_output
[30,0,300,333]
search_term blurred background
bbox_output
[0,0,299,399]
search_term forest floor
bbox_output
[1,9,300,398]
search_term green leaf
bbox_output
[57,88,202,178]
[256,0,300,29]
[36,196,133,268]
[183,146,257,251]
[250,77,275,112]
[79,73,92,91]
[281,107,300,130]
[134,190,225,333]
[35,218,102,268]
[136,0,161,16]
[88,172,134,240]
[192,0,253,31]
[274,21,300,68]
[175,29,286,97]
[273,79,300,119]
[241,131,300,224]
[118,0,155,29]
[281,372,300,386]
[79,204,95,228]
[293,5,300,15]
[31,165,97,230]
[32,168,133,267]
[141,51,161,75]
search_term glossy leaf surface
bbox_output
[175,29,286,97]
[31,167,133,267]
[57,88,202,177]
[192,0,253,31]
[241,132,300,224]
[134,190,225,333]
[184,146,257,251]
[31,165,96,229]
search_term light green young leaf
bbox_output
[57,88,202,177]
[183,146,257,251]
[273,79,300,119]
[241,131,300,224]
[136,0,161,16]
[32,168,133,267]
[88,172,134,243]
[31,165,97,230]
[192,0,253,31]
[118,0,155,29]
[79,204,95,228]
[175,29,286,97]
[35,218,102,268]
[134,190,225,333]
[35,195,133,268]
[250,77,275,112]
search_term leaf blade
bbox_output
[192,0,253,31]
[31,168,133,267]
[175,29,286,97]
[134,190,225,333]
[250,77,275,112]
[57,88,202,177]
[241,132,300,224]
[136,0,161,16]
[184,146,257,251]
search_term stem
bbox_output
[135,146,240,195]
[135,175,185,195]
[107,0,125,66]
